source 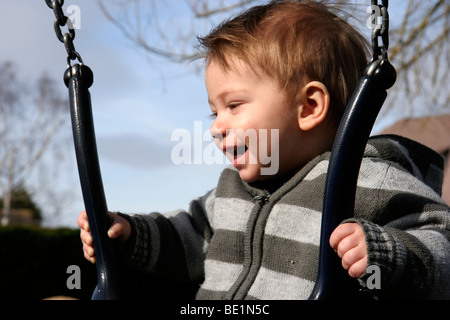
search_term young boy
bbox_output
[79,0,450,299]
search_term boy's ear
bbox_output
[297,81,330,131]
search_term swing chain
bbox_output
[371,0,390,62]
[45,0,83,66]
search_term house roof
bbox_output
[380,114,450,154]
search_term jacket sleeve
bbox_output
[350,159,450,299]
[117,189,215,283]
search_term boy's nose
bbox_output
[210,118,227,141]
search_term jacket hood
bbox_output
[365,134,444,196]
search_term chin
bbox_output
[237,165,277,183]
[237,165,261,183]
[238,172,258,183]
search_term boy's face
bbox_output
[205,58,306,182]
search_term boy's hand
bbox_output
[77,210,131,264]
[329,223,367,278]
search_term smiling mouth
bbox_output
[225,145,248,161]
[234,145,248,159]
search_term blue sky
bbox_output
[0,0,413,227]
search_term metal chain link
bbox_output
[45,0,83,66]
[371,0,390,62]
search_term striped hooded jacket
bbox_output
[119,135,450,299]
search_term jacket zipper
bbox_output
[226,191,271,300]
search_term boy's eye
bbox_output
[208,102,242,119]
[228,102,242,110]
[208,112,217,120]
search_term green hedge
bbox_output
[0,226,198,300]
[0,226,97,300]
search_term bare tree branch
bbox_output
[190,0,257,18]
[97,0,200,62]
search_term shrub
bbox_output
[0,226,96,300]
[0,226,198,300]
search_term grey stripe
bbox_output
[278,179,326,213]
[209,197,254,232]
[303,160,329,181]
[264,203,322,245]
[247,267,315,300]
[216,166,253,201]
[355,189,446,224]
[196,288,227,300]
[356,160,445,204]
[200,259,243,292]
[262,235,319,281]
[206,229,245,264]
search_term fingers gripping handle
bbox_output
[65,64,120,300]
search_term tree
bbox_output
[386,0,449,119]
[0,62,68,226]
[96,0,449,121]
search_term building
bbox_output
[0,208,40,226]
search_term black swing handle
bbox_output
[45,0,120,300]
[308,59,396,300]
[65,64,121,300]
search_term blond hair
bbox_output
[198,0,369,124]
